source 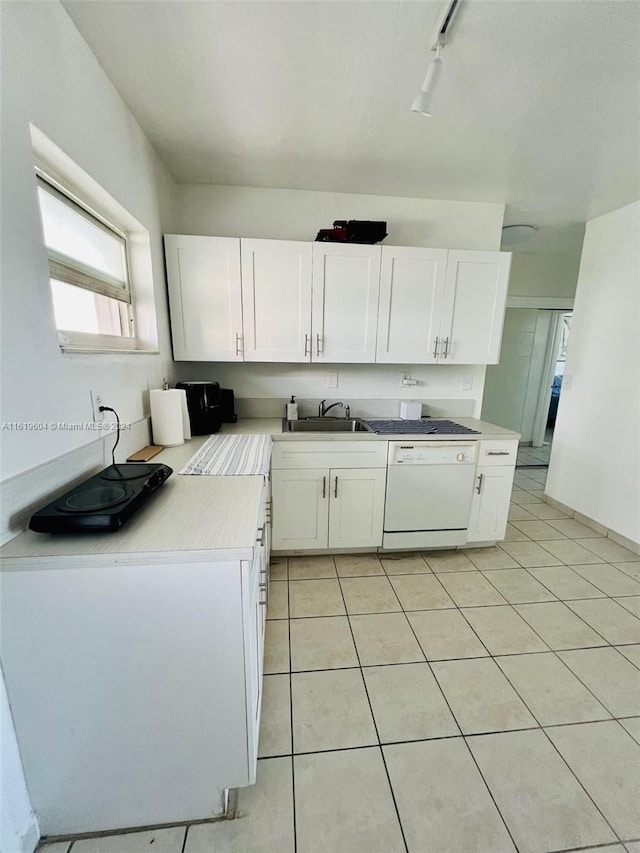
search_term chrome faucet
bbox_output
[319,399,351,419]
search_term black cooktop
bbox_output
[29,463,173,533]
[362,419,480,436]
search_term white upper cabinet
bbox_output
[164,235,243,361]
[439,251,511,364]
[241,239,312,362]
[311,244,381,363]
[376,247,448,364]
[165,235,511,366]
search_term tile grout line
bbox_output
[180,825,188,853]
[396,589,523,853]
[335,556,411,853]
[285,557,298,853]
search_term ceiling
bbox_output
[63,0,640,254]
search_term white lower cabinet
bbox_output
[271,456,386,551]
[271,439,387,551]
[1,500,270,834]
[467,464,514,542]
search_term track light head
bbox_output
[411,53,444,117]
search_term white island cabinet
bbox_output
[0,470,270,836]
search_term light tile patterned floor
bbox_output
[39,471,640,853]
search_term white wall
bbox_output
[174,362,487,418]
[176,184,504,250]
[1,675,39,853]
[508,252,581,298]
[0,1,177,482]
[0,2,178,844]
[482,308,553,441]
[546,201,640,543]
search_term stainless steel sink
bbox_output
[283,417,371,433]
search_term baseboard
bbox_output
[543,495,640,555]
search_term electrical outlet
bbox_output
[91,390,105,423]
[402,375,418,387]
[326,372,338,388]
[460,374,473,391]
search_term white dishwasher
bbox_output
[383,441,478,550]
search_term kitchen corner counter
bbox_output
[0,415,519,569]
[0,433,266,569]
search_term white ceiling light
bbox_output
[411,0,462,117]
[411,47,444,117]
[501,224,538,246]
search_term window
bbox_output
[31,123,159,354]
[36,175,135,345]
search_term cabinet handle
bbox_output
[316,333,322,356]
[322,475,327,499]
[487,451,510,456]
[334,476,338,498]
[476,473,484,494]
[235,332,242,356]
[259,598,268,607]
[304,333,310,357]
[433,337,439,358]
[257,526,265,546]
[443,337,450,358]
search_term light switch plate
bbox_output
[460,374,473,390]
[326,372,338,388]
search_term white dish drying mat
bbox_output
[179,434,272,476]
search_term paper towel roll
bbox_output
[150,389,188,446]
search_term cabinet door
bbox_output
[376,247,448,363]
[164,235,243,361]
[245,550,266,781]
[440,251,511,364]
[311,244,381,363]
[241,239,312,362]
[328,468,386,549]
[467,465,514,542]
[271,469,329,550]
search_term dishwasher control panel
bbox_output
[388,441,477,465]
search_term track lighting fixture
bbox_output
[411,0,462,117]
[411,45,444,117]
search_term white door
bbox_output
[376,247,448,363]
[328,468,386,549]
[241,239,312,362]
[311,244,381,362]
[271,469,329,550]
[467,465,514,542]
[164,235,243,361]
[440,250,511,364]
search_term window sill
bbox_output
[60,345,160,355]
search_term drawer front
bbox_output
[477,439,519,466]
[271,440,388,470]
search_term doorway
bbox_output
[481,306,573,469]
[527,312,572,459]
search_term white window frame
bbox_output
[37,172,138,348]
[31,124,160,355]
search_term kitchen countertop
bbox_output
[222,416,520,442]
[0,436,264,568]
[0,416,519,568]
